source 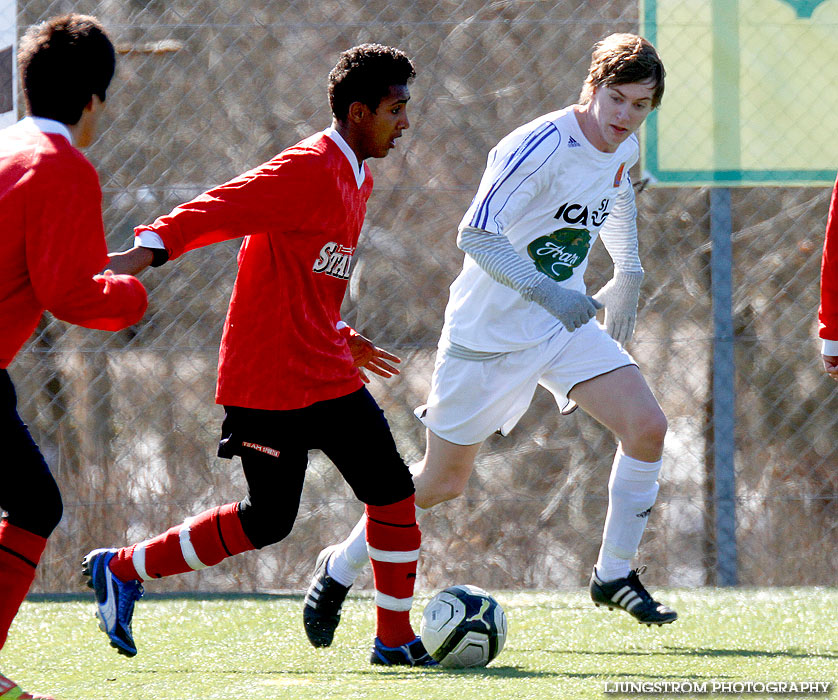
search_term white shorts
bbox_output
[415,320,635,445]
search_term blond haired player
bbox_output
[304,34,677,648]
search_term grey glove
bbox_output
[527,276,603,332]
[592,270,644,345]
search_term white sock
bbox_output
[595,447,661,582]
[325,514,368,587]
[326,504,427,588]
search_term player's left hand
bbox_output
[823,354,838,381]
[592,270,644,346]
[347,332,401,383]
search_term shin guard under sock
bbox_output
[0,520,47,650]
[328,503,428,588]
[366,496,421,647]
[109,503,254,582]
[596,448,662,581]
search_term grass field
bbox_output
[3,588,836,700]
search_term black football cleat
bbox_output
[590,566,677,626]
[303,545,351,647]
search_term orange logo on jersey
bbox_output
[613,162,626,188]
[313,242,355,280]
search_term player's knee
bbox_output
[439,473,470,502]
[246,519,295,549]
[6,472,63,538]
[237,501,295,549]
[417,470,469,508]
[624,407,667,456]
[644,408,668,448]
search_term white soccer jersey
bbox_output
[444,105,641,352]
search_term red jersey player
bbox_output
[819,174,838,380]
[83,44,435,667]
[0,15,147,700]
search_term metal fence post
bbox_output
[710,187,738,586]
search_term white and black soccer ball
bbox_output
[420,584,507,668]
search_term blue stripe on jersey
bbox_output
[471,122,556,229]
[471,122,560,230]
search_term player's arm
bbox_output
[458,227,601,332]
[26,166,147,331]
[131,152,319,264]
[818,175,838,380]
[337,321,401,383]
[458,125,601,332]
[593,175,644,345]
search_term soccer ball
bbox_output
[420,584,507,668]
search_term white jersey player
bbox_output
[303,34,677,647]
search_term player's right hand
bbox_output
[103,247,155,276]
[529,276,602,333]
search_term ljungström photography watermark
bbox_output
[603,681,832,695]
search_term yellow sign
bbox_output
[641,0,838,185]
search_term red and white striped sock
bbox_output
[0,520,48,650]
[108,503,254,582]
[366,495,420,648]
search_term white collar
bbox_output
[19,116,74,145]
[323,126,365,189]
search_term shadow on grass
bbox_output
[116,665,749,683]
[665,646,838,660]
[124,665,564,680]
[28,591,306,602]
[521,645,838,661]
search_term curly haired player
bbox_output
[83,44,435,667]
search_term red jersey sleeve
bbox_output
[137,146,326,259]
[26,156,147,330]
[819,175,838,342]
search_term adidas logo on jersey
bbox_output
[568,136,581,148]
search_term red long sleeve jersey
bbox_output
[0,121,148,368]
[138,132,372,410]
[819,175,838,343]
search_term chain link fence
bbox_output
[9,0,836,594]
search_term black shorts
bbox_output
[218,386,414,507]
[0,369,62,537]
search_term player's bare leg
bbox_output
[304,432,482,647]
[410,430,482,508]
[569,365,677,625]
[569,365,666,463]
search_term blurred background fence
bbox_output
[7,0,837,594]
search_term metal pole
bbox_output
[710,187,738,586]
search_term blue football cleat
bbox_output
[370,636,438,666]
[82,548,144,657]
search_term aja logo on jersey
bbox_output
[313,241,354,280]
[527,228,592,282]
[613,162,626,188]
